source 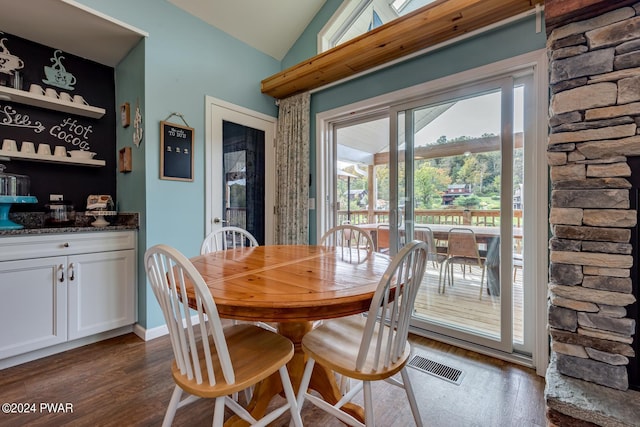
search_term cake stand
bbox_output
[0,195,38,230]
[85,210,117,227]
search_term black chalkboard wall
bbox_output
[0,31,116,213]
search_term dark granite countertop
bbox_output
[0,212,139,236]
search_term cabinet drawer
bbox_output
[0,231,136,261]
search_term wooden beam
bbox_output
[261,0,539,99]
[372,133,524,166]
[544,0,638,35]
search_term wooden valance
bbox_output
[261,0,539,99]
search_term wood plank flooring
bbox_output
[414,263,525,342]
[0,329,545,426]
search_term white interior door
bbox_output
[205,97,276,244]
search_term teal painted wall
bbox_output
[78,0,281,329]
[115,40,147,324]
[281,0,343,69]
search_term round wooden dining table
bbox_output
[188,244,391,426]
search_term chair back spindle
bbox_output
[356,240,428,372]
[200,226,258,254]
[145,245,234,387]
[320,224,375,264]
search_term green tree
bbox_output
[455,194,481,209]
[414,162,451,208]
[457,156,483,190]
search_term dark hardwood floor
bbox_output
[0,332,546,426]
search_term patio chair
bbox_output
[374,224,391,253]
[295,240,428,427]
[144,244,303,427]
[439,228,486,298]
[513,253,523,281]
[414,227,447,268]
[321,224,375,264]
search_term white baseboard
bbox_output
[2,316,215,371]
[134,315,204,341]
[134,322,169,341]
[0,325,133,370]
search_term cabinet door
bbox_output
[67,250,135,340]
[0,257,67,359]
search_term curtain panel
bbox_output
[275,92,310,244]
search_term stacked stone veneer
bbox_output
[545,4,640,426]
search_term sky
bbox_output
[416,87,524,146]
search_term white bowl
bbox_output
[69,150,96,159]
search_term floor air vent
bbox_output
[408,355,464,385]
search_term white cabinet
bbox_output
[0,231,136,360]
[67,249,135,340]
[0,256,68,358]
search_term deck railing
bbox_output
[339,209,522,228]
[225,207,522,231]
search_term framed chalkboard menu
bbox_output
[160,121,194,181]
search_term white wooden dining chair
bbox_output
[200,226,258,254]
[296,240,428,427]
[320,224,375,264]
[144,244,303,427]
[200,227,274,334]
[320,223,377,392]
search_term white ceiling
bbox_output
[167,0,327,60]
[0,0,147,67]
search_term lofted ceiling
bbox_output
[167,0,326,61]
[262,0,541,98]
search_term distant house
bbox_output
[345,189,368,207]
[513,184,523,210]
[442,183,473,205]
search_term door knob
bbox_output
[213,217,227,224]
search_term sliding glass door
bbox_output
[324,71,537,357]
[389,75,532,354]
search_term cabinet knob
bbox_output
[63,242,70,248]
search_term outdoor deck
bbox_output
[414,262,524,343]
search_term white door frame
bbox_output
[205,96,276,244]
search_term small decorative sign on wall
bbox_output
[160,120,194,181]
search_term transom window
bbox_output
[318,0,438,52]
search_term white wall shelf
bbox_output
[0,150,105,167]
[0,86,106,119]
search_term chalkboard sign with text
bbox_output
[160,121,194,181]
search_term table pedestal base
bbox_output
[224,321,364,426]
